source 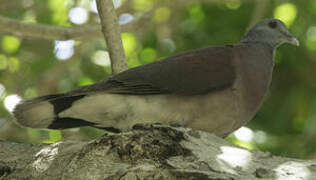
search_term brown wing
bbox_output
[70,46,236,96]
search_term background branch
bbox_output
[0,15,149,41]
[0,16,103,40]
[96,0,127,74]
[248,0,270,28]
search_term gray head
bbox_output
[241,19,299,48]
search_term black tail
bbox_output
[13,94,95,129]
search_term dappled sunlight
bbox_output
[217,146,252,170]
[228,127,258,150]
[113,0,123,9]
[274,3,297,27]
[92,50,111,67]
[254,130,267,144]
[69,7,88,25]
[32,143,60,172]
[90,0,122,13]
[90,0,98,14]
[54,40,75,60]
[4,94,22,113]
[233,126,254,142]
[119,13,134,25]
[275,161,311,180]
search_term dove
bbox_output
[13,19,299,137]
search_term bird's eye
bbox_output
[268,21,278,29]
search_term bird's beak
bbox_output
[284,32,300,46]
[288,36,300,46]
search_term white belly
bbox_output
[60,85,252,137]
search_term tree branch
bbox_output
[0,14,148,41]
[248,0,270,28]
[96,0,127,74]
[0,125,315,179]
[0,16,103,40]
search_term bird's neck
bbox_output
[241,40,278,50]
[240,31,280,49]
[238,43,275,113]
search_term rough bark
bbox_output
[0,124,315,180]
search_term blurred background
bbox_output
[0,0,315,159]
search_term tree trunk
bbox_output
[0,124,315,180]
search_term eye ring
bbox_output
[268,21,277,29]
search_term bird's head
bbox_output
[241,19,299,48]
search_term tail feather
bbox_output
[47,117,96,129]
[13,94,94,129]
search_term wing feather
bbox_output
[70,45,236,96]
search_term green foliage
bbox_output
[0,0,315,159]
[48,0,71,25]
[43,130,63,144]
[1,36,21,54]
[188,4,205,24]
[122,33,141,67]
[132,0,154,11]
[153,7,171,23]
[78,76,95,86]
[140,48,156,63]
[0,54,7,70]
